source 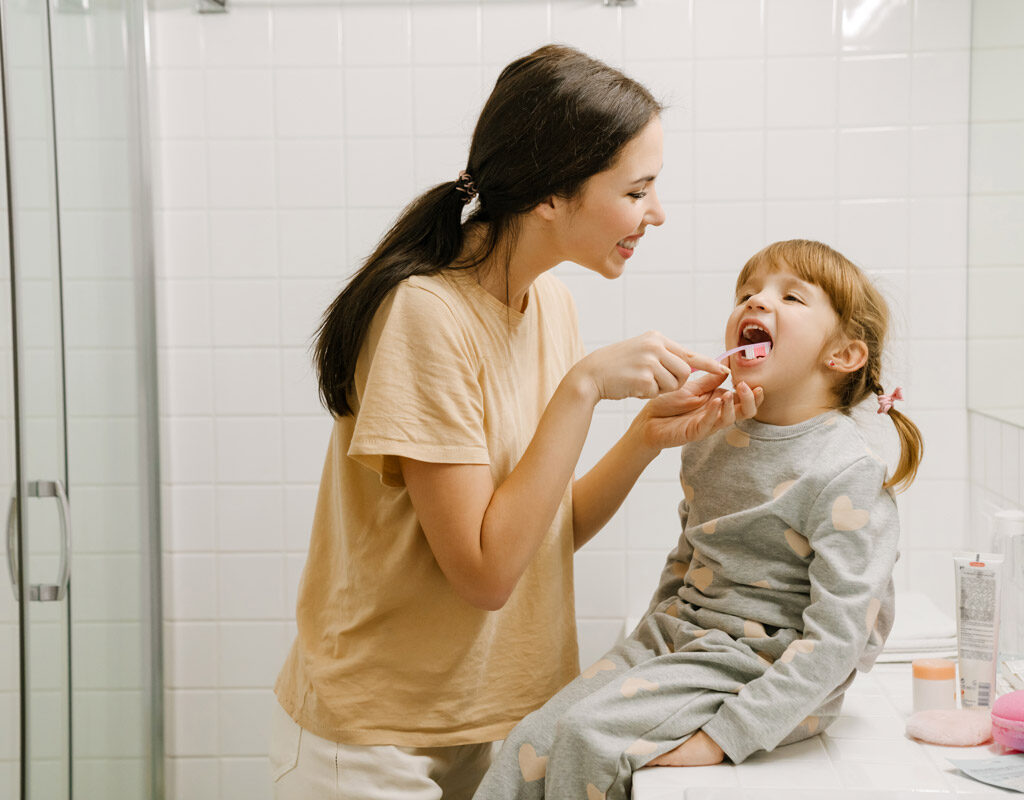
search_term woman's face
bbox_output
[557,117,666,278]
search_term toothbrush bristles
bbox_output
[742,342,771,358]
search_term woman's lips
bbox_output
[616,235,640,259]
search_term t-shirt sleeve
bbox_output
[701,455,899,762]
[348,282,490,486]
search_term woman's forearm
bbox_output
[477,370,601,598]
[406,334,722,610]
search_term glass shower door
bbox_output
[0,0,74,798]
[2,0,75,796]
[0,82,23,800]
[1,0,160,797]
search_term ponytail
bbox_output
[313,181,470,417]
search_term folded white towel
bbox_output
[879,590,958,663]
[876,647,958,663]
[882,636,958,653]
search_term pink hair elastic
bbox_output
[877,387,904,414]
[716,342,771,362]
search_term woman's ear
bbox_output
[531,195,559,222]
[828,339,869,373]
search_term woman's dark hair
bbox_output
[314,44,662,416]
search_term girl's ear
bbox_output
[828,339,869,373]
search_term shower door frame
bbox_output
[0,0,164,796]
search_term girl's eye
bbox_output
[629,191,648,200]
[785,294,804,303]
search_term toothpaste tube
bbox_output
[954,552,1004,709]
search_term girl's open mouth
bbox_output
[736,322,773,364]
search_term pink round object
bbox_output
[992,690,1024,752]
[905,709,992,746]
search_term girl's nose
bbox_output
[746,292,769,311]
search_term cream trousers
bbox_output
[270,701,497,800]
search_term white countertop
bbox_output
[632,663,1017,799]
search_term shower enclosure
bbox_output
[0,0,162,798]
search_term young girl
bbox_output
[271,45,762,799]
[472,239,924,800]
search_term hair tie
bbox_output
[877,386,904,415]
[454,170,477,203]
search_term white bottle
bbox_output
[912,658,957,713]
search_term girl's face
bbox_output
[725,262,843,420]
[556,117,666,278]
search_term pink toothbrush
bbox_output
[716,342,771,362]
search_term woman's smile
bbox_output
[616,234,642,259]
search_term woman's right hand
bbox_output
[570,331,728,403]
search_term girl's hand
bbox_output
[634,372,763,452]
[646,730,725,767]
[571,332,728,404]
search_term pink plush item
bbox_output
[992,690,1024,751]
[905,709,993,746]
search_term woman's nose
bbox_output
[645,189,666,227]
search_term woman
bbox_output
[271,44,762,799]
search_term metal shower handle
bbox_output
[4,489,16,602]
[27,480,71,602]
[4,480,71,602]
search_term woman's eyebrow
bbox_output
[630,165,662,184]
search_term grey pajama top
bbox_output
[650,410,900,763]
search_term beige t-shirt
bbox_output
[274,269,585,747]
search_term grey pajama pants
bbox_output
[472,601,835,800]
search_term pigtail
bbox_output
[881,407,923,493]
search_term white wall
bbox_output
[147,1,973,797]
[967,2,1024,548]
[966,0,1024,426]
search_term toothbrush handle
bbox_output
[715,345,745,362]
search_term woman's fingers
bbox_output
[652,358,686,395]
[684,369,729,397]
[588,333,751,402]
[664,338,729,377]
[717,390,737,430]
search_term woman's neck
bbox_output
[460,219,559,312]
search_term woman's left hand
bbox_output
[646,730,725,767]
[633,371,763,452]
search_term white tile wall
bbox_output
[970,412,1024,548]
[966,0,1024,429]
[148,1,976,795]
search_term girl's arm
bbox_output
[401,332,724,611]
[699,456,900,764]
